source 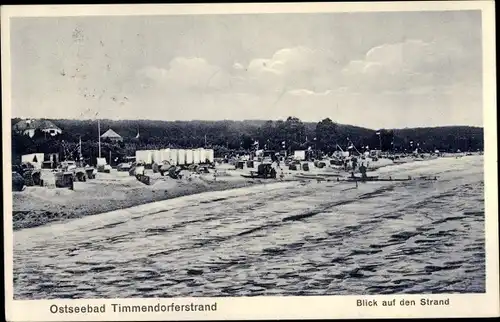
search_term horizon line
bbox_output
[10,116,484,131]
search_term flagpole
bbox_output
[79,136,83,166]
[98,118,101,158]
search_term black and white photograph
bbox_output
[2,2,498,321]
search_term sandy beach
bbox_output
[13,155,485,299]
[11,156,438,231]
[12,167,264,231]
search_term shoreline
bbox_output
[12,155,459,231]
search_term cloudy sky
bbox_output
[10,10,482,129]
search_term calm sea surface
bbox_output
[14,156,485,299]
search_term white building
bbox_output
[13,119,62,138]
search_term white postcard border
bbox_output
[2,2,498,321]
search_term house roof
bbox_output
[13,119,61,132]
[101,129,122,138]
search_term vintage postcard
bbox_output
[2,1,498,321]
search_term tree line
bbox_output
[11,117,484,165]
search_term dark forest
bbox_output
[11,117,484,165]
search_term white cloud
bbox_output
[233,62,245,70]
[137,47,339,96]
[137,57,231,92]
[85,42,481,127]
[288,89,332,96]
[247,47,314,74]
[341,39,479,93]
[241,46,341,93]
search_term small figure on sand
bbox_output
[359,156,368,180]
[351,156,358,170]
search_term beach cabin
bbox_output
[135,150,153,165]
[294,150,306,161]
[96,157,111,173]
[21,153,44,169]
[199,148,207,163]
[169,149,178,165]
[161,149,170,163]
[152,150,162,164]
[206,149,215,163]
[193,149,201,164]
[185,149,194,164]
[178,149,186,165]
[96,158,107,166]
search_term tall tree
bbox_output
[285,117,306,151]
[315,118,338,153]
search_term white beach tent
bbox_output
[178,149,186,165]
[161,149,170,163]
[96,157,107,166]
[135,151,142,163]
[169,149,178,165]
[206,149,215,163]
[185,149,194,165]
[293,150,306,161]
[153,150,162,163]
[192,149,201,164]
[136,150,153,164]
[21,153,44,169]
[199,148,206,163]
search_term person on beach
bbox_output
[359,156,368,180]
[351,156,358,171]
